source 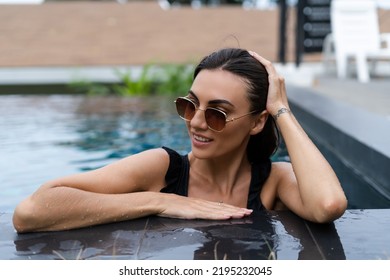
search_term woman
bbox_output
[13,48,347,233]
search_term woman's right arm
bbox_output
[13,148,251,233]
[12,148,170,232]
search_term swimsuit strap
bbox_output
[161,146,189,196]
[247,158,271,210]
[161,146,271,211]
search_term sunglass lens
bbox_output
[205,109,226,132]
[176,98,195,121]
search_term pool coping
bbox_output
[2,209,390,260]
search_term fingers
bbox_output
[248,50,285,87]
[248,50,286,83]
[208,202,253,220]
[190,200,252,220]
[217,207,253,220]
[158,195,253,221]
[248,50,277,76]
[249,50,289,113]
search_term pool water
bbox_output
[0,94,190,212]
[1,94,388,212]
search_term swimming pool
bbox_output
[1,94,389,212]
[0,94,190,212]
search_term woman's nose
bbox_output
[189,108,208,131]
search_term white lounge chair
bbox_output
[323,0,390,83]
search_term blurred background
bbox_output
[0,1,389,68]
[0,0,291,67]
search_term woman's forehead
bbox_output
[191,69,248,101]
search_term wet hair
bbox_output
[194,48,279,163]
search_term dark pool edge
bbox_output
[0,65,139,95]
[287,84,390,200]
[2,210,390,260]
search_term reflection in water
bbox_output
[12,216,276,260]
[68,95,191,166]
[12,212,346,260]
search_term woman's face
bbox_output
[186,69,257,160]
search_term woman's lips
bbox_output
[193,134,212,143]
[192,133,213,147]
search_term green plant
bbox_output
[68,62,195,96]
[154,63,194,96]
[112,65,153,96]
[68,79,111,96]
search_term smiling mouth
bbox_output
[193,134,212,143]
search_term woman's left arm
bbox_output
[250,51,347,223]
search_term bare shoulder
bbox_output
[102,147,171,191]
[266,161,295,185]
[261,161,296,210]
[117,147,170,166]
[101,147,169,170]
[41,148,171,195]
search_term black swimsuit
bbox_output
[160,146,271,211]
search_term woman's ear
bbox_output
[250,110,268,135]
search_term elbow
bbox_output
[13,182,61,233]
[13,197,42,233]
[312,196,348,224]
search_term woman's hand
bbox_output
[157,193,253,220]
[249,51,290,116]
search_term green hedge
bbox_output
[69,63,195,97]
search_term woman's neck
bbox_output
[188,149,252,201]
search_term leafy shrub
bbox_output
[69,63,195,97]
